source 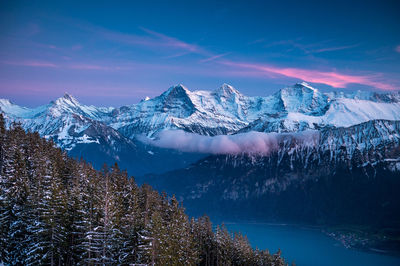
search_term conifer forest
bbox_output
[0,115,285,265]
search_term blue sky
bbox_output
[0,0,399,107]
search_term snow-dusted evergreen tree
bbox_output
[163,196,198,265]
[215,225,234,265]
[80,166,104,264]
[64,158,87,265]
[1,125,31,264]
[0,114,9,261]
[191,216,217,266]
[117,176,140,264]
[135,183,158,264]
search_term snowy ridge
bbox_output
[0,95,127,152]
[106,82,400,138]
[1,83,400,152]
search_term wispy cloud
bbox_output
[255,39,358,55]
[5,19,397,91]
[78,23,208,56]
[0,60,133,72]
[200,52,230,63]
[1,60,58,68]
[139,27,205,54]
[219,60,396,91]
[163,51,191,59]
[312,44,360,53]
[140,130,319,155]
[68,64,113,71]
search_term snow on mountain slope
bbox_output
[0,99,48,118]
[108,82,400,138]
[106,84,253,138]
[275,82,330,115]
[239,84,400,133]
[0,94,117,150]
[49,93,114,120]
[0,93,113,120]
[1,83,400,146]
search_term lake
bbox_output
[225,223,400,266]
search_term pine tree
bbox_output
[80,167,104,264]
[65,159,87,265]
[192,216,217,266]
[3,126,31,264]
[215,225,235,265]
[118,177,140,264]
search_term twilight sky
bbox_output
[0,0,399,107]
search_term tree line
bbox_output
[0,114,286,265]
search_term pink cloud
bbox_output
[1,60,58,68]
[68,64,112,71]
[0,60,134,72]
[67,63,139,71]
[396,45,400,53]
[219,60,396,91]
[140,130,319,155]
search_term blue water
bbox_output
[225,223,400,266]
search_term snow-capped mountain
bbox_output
[239,83,400,133]
[0,93,206,175]
[105,84,252,138]
[110,82,400,137]
[104,82,399,138]
[1,82,400,176]
[2,83,400,144]
[0,94,115,151]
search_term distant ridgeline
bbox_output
[0,116,285,266]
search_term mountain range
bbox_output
[1,83,400,237]
[2,82,400,150]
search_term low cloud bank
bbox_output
[138,130,320,155]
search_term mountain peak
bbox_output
[161,84,192,100]
[279,83,321,98]
[63,92,75,99]
[168,84,190,93]
[276,83,329,115]
[294,81,315,89]
[0,98,13,107]
[54,93,80,107]
[291,82,318,92]
[155,84,195,117]
[214,83,241,98]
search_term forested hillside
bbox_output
[0,115,285,265]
